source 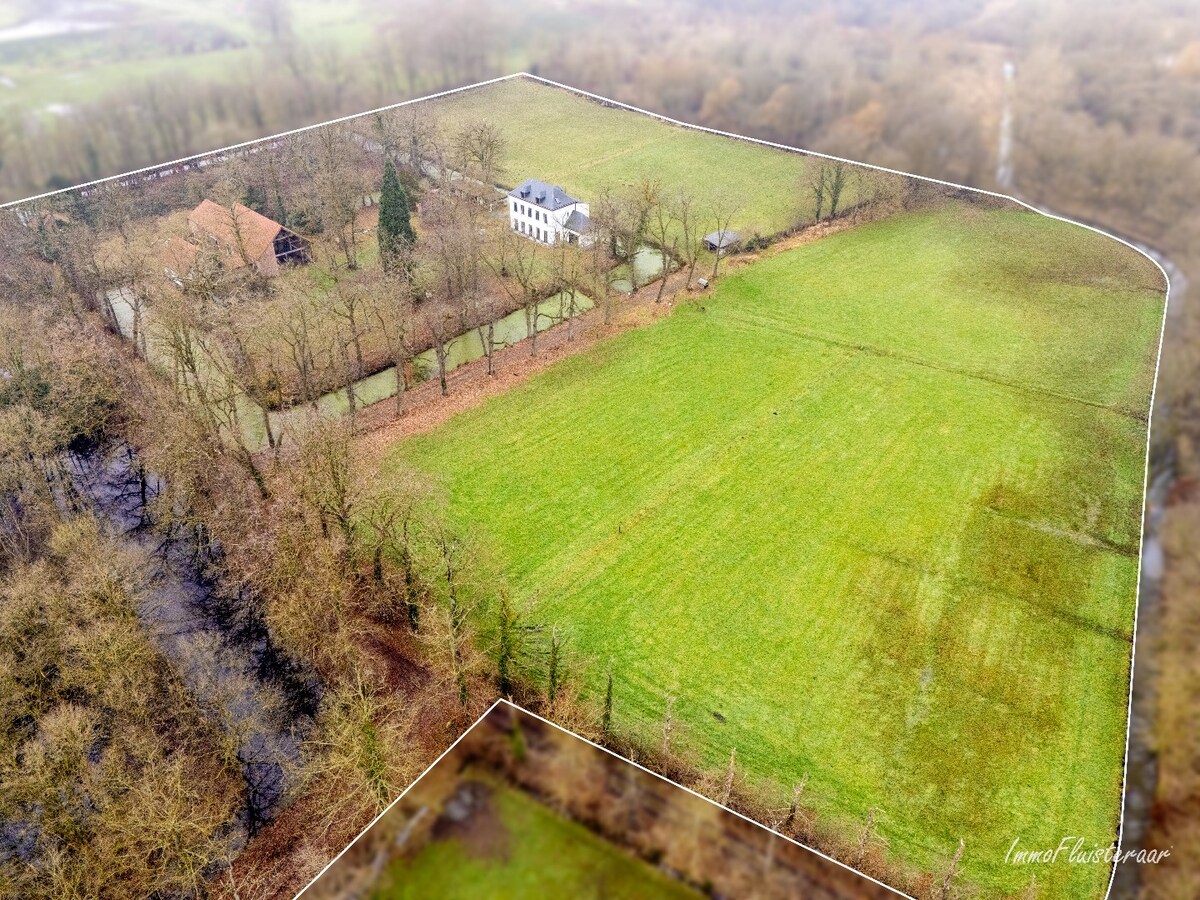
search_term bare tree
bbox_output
[826,160,849,219]
[588,186,619,324]
[708,195,741,281]
[647,190,679,302]
[487,224,544,357]
[675,189,702,289]
[551,238,588,341]
[423,306,456,397]
[371,266,417,417]
[855,807,878,868]
[662,694,675,758]
[453,119,507,187]
[292,125,369,270]
[721,747,737,805]
[939,838,966,900]
[434,526,471,707]
[808,161,828,221]
[372,106,440,180]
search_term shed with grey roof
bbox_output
[703,230,741,253]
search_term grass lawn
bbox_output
[374,778,700,899]
[421,76,829,237]
[383,201,1165,898]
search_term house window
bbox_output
[512,219,518,230]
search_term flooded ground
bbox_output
[0,3,117,44]
[67,445,320,840]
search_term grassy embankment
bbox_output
[385,202,1165,898]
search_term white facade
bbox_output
[507,179,591,246]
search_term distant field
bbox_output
[385,202,1165,897]
[0,0,372,114]
[422,77,830,237]
[376,778,699,899]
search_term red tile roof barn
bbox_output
[161,236,200,276]
[187,199,285,268]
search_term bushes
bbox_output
[0,518,243,899]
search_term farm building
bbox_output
[508,178,591,246]
[703,229,740,253]
[186,199,310,276]
[161,236,201,285]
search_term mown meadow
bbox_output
[422,76,836,237]
[384,201,1165,897]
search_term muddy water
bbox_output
[67,446,320,841]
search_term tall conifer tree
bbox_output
[378,159,415,269]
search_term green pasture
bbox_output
[374,779,699,899]
[422,76,831,237]
[384,202,1165,897]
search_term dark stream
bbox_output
[67,445,321,842]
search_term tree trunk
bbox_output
[527,302,539,357]
[394,360,406,417]
[435,343,448,396]
[655,257,669,303]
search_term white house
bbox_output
[507,178,591,246]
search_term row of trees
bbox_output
[84,106,784,452]
[0,99,923,898]
[0,194,587,897]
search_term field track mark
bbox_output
[839,537,1134,644]
[568,131,680,178]
[985,507,1139,558]
[716,309,1146,421]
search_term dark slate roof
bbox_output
[564,210,591,233]
[509,178,579,211]
[704,229,740,249]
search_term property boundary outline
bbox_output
[293,699,914,899]
[2,72,1172,900]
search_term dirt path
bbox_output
[355,270,694,462]
[354,218,851,463]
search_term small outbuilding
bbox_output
[703,229,740,254]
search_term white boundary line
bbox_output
[6,72,1170,899]
[294,698,913,899]
[0,74,522,210]
[292,698,506,897]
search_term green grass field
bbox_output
[422,77,827,237]
[374,779,699,899]
[384,201,1165,897]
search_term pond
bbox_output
[610,247,671,294]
